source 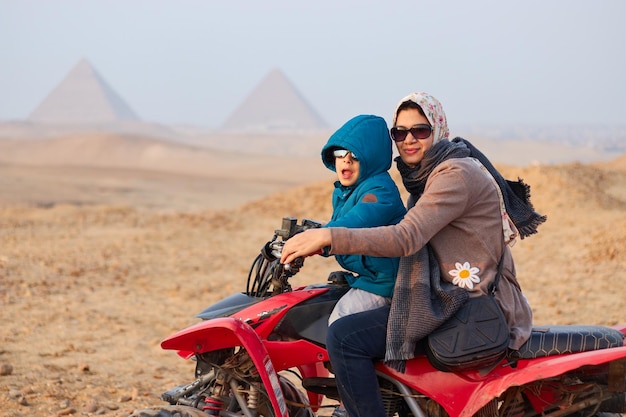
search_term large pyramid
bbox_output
[221,68,328,132]
[28,59,140,124]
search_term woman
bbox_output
[280,92,545,417]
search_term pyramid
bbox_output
[28,58,140,124]
[221,68,328,131]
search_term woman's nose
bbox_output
[405,132,419,143]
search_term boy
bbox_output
[320,114,406,324]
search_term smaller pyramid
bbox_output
[221,68,328,132]
[28,59,139,124]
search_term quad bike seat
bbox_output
[509,325,625,360]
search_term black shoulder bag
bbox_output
[426,251,510,372]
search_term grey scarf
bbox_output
[384,245,468,372]
[397,138,547,238]
[452,137,547,238]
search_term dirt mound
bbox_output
[594,152,626,172]
[498,162,626,212]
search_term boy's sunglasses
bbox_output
[390,124,432,142]
[333,149,358,160]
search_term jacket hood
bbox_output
[321,115,392,184]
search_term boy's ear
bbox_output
[323,147,337,167]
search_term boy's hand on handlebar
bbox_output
[280,228,332,265]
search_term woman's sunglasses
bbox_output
[390,124,432,142]
[333,149,358,160]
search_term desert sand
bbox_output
[0,133,625,417]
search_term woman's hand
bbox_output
[280,228,332,264]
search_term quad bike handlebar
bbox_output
[246,217,322,298]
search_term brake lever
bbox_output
[261,240,285,262]
[282,257,304,277]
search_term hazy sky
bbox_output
[1,0,625,130]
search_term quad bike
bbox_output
[131,217,626,417]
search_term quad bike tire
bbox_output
[127,405,208,417]
[128,375,314,417]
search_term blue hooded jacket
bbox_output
[321,115,406,297]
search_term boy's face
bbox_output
[334,150,360,187]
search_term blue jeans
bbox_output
[326,305,391,417]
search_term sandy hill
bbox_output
[0,132,330,181]
[0,130,623,211]
[0,132,333,210]
[0,139,624,415]
[593,152,626,172]
[2,121,624,164]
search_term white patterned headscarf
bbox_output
[392,92,449,145]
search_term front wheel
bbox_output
[128,375,315,417]
[128,405,208,417]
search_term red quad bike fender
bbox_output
[378,343,626,417]
[161,287,332,414]
[162,317,289,417]
[164,286,330,360]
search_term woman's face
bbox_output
[394,108,434,168]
